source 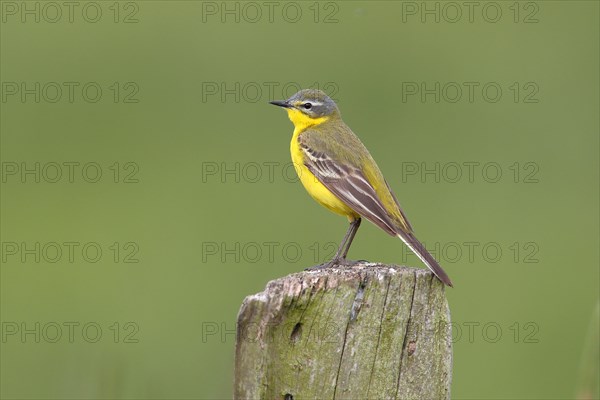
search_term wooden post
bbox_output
[234,263,452,399]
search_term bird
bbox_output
[269,89,453,287]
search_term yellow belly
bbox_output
[290,130,358,220]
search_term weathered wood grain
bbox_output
[234,263,452,399]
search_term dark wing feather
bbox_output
[299,131,453,287]
[300,141,399,236]
[384,179,414,232]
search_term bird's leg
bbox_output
[341,217,361,259]
[306,218,363,270]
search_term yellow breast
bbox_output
[287,109,358,220]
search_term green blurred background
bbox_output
[1,1,598,399]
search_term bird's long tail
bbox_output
[396,230,453,287]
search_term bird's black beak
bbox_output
[269,100,291,108]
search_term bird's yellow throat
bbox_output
[285,108,329,133]
[286,108,357,219]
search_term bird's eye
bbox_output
[303,103,312,110]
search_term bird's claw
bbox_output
[304,258,368,271]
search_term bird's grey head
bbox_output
[269,89,339,118]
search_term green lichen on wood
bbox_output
[234,263,452,400]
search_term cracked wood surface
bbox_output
[234,263,452,400]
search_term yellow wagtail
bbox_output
[270,89,453,287]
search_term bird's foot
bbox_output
[305,260,336,271]
[305,258,368,271]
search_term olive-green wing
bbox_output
[298,128,413,234]
[298,127,452,286]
